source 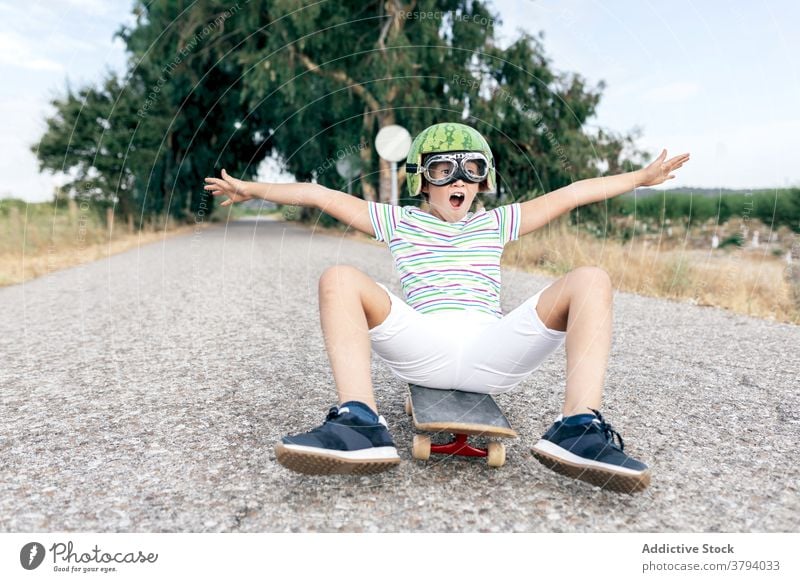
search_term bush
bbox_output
[719,233,744,248]
[618,193,718,225]
[316,209,341,229]
[281,205,302,221]
[617,189,800,232]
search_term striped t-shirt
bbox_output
[368,202,521,318]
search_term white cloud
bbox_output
[53,0,113,17]
[48,34,97,53]
[0,31,64,72]
[643,81,701,104]
[640,119,800,189]
[0,137,59,201]
[0,3,56,32]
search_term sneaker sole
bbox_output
[275,443,401,476]
[531,440,651,494]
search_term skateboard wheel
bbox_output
[487,441,505,468]
[412,435,431,461]
[404,396,412,416]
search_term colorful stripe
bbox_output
[369,202,521,318]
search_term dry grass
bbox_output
[503,219,799,325]
[296,215,799,324]
[6,203,797,325]
[0,205,204,287]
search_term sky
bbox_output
[1,0,799,202]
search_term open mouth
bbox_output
[449,193,465,208]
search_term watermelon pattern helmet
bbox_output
[405,123,496,197]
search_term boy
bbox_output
[205,122,689,493]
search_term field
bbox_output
[0,199,212,287]
[502,216,799,324]
[2,199,798,324]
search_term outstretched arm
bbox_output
[518,149,690,237]
[204,169,375,236]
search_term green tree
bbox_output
[34,0,644,228]
[34,74,139,220]
[35,0,270,223]
[115,0,271,220]
[228,0,642,215]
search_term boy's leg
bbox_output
[532,266,650,493]
[318,264,391,414]
[534,266,613,416]
[274,265,399,476]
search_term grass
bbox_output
[502,218,799,324]
[0,199,212,287]
[4,199,798,325]
[299,212,799,325]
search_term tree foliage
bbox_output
[33,0,647,226]
[617,188,800,232]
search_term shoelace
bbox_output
[324,405,387,428]
[325,406,345,422]
[588,408,625,451]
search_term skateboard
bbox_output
[405,384,517,467]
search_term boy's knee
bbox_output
[569,266,613,299]
[319,265,363,293]
[571,266,611,286]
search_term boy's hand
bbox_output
[637,149,690,187]
[204,169,253,206]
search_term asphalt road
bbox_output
[1,217,798,532]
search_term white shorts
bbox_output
[368,283,566,394]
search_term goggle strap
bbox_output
[425,153,488,163]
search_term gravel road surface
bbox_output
[1,217,798,532]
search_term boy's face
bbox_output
[420,156,485,223]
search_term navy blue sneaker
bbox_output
[531,409,651,493]
[275,401,400,475]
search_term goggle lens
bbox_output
[422,153,489,185]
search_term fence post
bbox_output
[787,237,800,314]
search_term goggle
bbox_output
[406,152,490,186]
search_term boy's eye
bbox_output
[429,162,452,178]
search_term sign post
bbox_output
[375,125,412,206]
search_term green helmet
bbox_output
[405,122,496,197]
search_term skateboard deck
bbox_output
[406,384,516,467]
[407,384,517,437]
